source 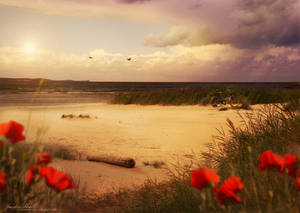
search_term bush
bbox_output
[110,88,300,106]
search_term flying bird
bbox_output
[127,58,131,61]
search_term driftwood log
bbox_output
[87,155,136,168]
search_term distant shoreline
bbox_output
[1,78,300,94]
[1,78,300,107]
[0,92,114,106]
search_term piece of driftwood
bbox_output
[61,114,74,118]
[87,155,136,168]
[61,114,91,119]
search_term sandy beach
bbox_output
[0,101,245,195]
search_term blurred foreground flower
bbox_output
[284,154,298,178]
[259,150,300,191]
[38,152,52,164]
[0,171,7,193]
[258,150,285,172]
[0,120,25,144]
[190,168,220,190]
[190,168,243,206]
[26,165,42,187]
[215,176,243,205]
[40,166,76,192]
[27,153,75,192]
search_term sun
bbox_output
[23,42,37,54]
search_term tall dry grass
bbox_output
[110,88,300,106]
[93,104,300,213]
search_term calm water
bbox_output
[1,78,299,92]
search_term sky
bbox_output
[0,0,299,82]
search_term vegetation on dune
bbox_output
[110,88,300,106]
[90,104,300,213]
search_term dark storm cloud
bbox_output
[141,0,300,49]
[193,47,300,82]
[229,0,300,48]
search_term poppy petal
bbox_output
[0,171,7,193]
[37,153,52,164]
[190,168,220,190]
[258,150,284,173]
[284,154,298,178]
[40,166,75,192]
[0,121,25,144]
[216,176,243,205]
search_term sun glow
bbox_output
[23,42,36,54]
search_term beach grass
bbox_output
[110,88,300,106]
[14,143,80,161]
[89,103,300,213]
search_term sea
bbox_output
[0,78,299,106]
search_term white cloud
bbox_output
[1,44,299,81]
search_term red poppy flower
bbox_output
[26,165,43,187]
[40,166,75,192]
[37,153,52,164]
[0,121,25,144]
[258,150,284,173]
[292,177,300,191]
[284,154,298,178]
[216,176,243,205]
[0,171,7,193]
[190,168,220,190]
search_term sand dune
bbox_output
[0,103,245,194]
